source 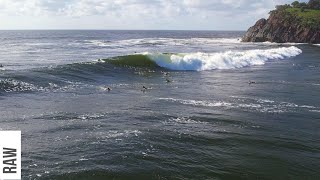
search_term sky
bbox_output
[0,0,308,30]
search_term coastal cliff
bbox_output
[242,0,320,43]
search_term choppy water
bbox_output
[0,30,319,179]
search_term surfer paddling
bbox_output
[248,81,256,85]
[161,71,170,76]
[142,86,153,92]
[161,71,172,83]
[141,86,149,92]
[100,86,111,91]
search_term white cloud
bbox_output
[0,0,45,16]
[0,0,309,30]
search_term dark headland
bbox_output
[242,0,320,43]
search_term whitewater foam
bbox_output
[0,79,40,92]
[101,130,142,139]
[158,98,233,107]
[85,38,242,48]
[262,41,307,45]
[145,46,302,71]
[159,97,318,113]
[86,37,317,49]
[164,117,208,125]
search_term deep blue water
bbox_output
[0,30,319,179]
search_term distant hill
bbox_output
[242,0,320,43]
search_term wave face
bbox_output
[106,54,159,68]
[104,46,302,71]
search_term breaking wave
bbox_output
[104,46,302,71]
[0,46,302,94]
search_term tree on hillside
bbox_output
[275,4,291,11]
[308,0,320,9]
[292,1,301,8]
[299,2,308,8]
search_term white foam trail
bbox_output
[159,97,319,113]
[158,98,232,107]
[164,117,208,125]
[191,38,241,44]
[103,130,141,139]
[315,44,320,47]
[262,41,307,45]
[85,40,112,47]
[92,130,142,142]
[145,46,302,71]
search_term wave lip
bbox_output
[145,46,302,71]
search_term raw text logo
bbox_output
[0,131,21,180]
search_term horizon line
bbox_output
[0,29,246,31]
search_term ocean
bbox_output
[0,30,319,179]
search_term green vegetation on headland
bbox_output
[271,0,320,29]
[286,8,320,28]
[275,0,320,11]
[242,0,320,43]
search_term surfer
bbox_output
[142,86,149,92]
[166,78,172,83]
[161,71,170,76]
[107,87,111,91]
[248,81,256,85]
[0,64,3,68]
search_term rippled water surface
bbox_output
[0,30,319,179]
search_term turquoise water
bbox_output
[0,30,319,179]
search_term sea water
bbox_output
[0,30,319,179]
